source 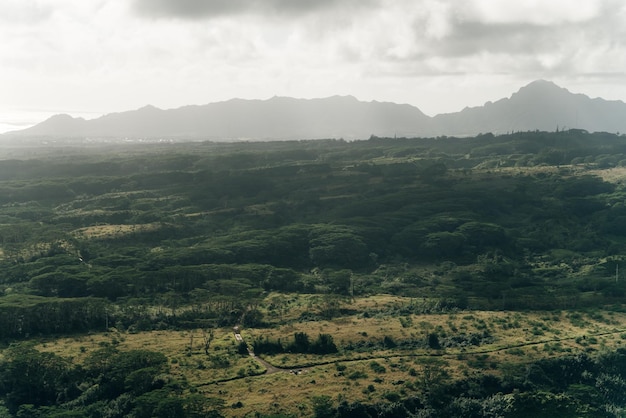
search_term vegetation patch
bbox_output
[2,132,626,416]
[71,222,164,240]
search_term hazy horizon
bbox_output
[2,0,626,134]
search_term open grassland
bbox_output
[31,294,626,417]
[71,222,164,240]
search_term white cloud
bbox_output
[1,0,626,130]
[0,0,54,24]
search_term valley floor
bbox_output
[33,294,626,417]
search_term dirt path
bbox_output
[244,327,626,371]
[248,350,283,374]
[235,330,306,375]
[204,326,626,387]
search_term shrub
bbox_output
[348,371,368,380]
[370,361,387,374]
[428,333,441,349]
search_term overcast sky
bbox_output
[2,0,626,133]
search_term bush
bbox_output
[310,334,338,355]
[370,361,386,374]
[428,333,441,349]
[348,371,368,380]
[237,341,249,356]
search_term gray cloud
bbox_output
[423,4,620,57]
[431,21,566,57]
[382,1,626,79]
[3,0,626,124]
[133,0,374,19]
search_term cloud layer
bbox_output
[133,0,368,19]
[1,0,626,132]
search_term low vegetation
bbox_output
[2,130,626,416]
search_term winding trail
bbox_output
[197,326,626,387]
[235,329,300,374]
[247,350,283,374]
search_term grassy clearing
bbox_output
[590,166,626,183]
[71,222,163,239]
[26,294,626,416]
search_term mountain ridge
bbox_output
[5,80,626,140]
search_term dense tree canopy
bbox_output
[0,131,626,415]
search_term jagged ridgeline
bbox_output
[2,131,626,416]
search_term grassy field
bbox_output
[31,294,626,417]
[71,222,164,240]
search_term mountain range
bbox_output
[5,80,626,141]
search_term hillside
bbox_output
[1,132,626,416]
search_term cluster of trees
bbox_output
[0,297,107,339]
[1,132,626,414]
[311,349,626,417]
[3,338,626,417]
[0,345,224,417]
[0,295,260,338]
[1,132,626,329]
[252,332,338,356]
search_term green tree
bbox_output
[289,332,311,353]
[132,390,186,418]
[309,227,368,268]
[311,333,338,354]
[0,346,74,413]
[421,232,465,259]
[312,395,335,418]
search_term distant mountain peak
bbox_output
[40,113,84,126]
[4,81,626,140]
[514,79,568,96]
[526,79,559,87]
[49,113,75,120]
[137,104,161,112]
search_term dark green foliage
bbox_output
[132,390,186,418]
[310,333,338,354]
[336,400,375,418]
[428,333,441,349]
[2,133,626,313]
[0,297,107,338]
[237,341,249,355]
[252,336,284,355]
[242,308,265,328]
[369,361,386,373]
[255,332,338,356]
[309,226,369,268]
[348,370,368,380]
[288,331,311,353]
[0,345,182,417]
[421,231,466,259]
[306,347,626,417]
[312,395,334,418]
[86,348,168,399]
[383,335,397,348]
[0,346,74,412]
[5,133,626,415]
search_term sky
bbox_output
[2,0,626,133]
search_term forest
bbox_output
[2,130,626,416]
